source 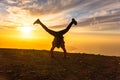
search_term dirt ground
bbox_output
[0,48,120,80]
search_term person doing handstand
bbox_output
[33,18,77,58]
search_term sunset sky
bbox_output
[0,0,120,56]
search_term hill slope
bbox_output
[0,48,120,80]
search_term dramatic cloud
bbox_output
[0,0,120,31]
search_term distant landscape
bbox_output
[0,48,120,80]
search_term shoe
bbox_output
[72,18,77,25]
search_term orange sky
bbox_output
[0,0,120,56]
[0,29,120,56]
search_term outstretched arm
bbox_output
[34,19,55,36]
[59,18,77,35]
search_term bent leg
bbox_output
[50,46,55,58]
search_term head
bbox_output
[72,18,77,25]
[33,19,40,24]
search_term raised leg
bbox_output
[50,46,55,58]
[59,18,77,35]
[33,19,55,36]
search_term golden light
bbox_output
[20,26,33,35]
[17,26,34,38]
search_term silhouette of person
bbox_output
[33,18,77,58]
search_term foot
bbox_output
[33,19,40,24]
[72,18,77,25]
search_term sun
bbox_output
[20,26,33,35]
[18,26,34,38]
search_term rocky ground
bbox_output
[0,48,120,80]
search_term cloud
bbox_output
[21,0,84,16]
[0,0,120,31]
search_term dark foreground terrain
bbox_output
[0,48,120,80]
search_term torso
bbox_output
[52,32,64,48]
